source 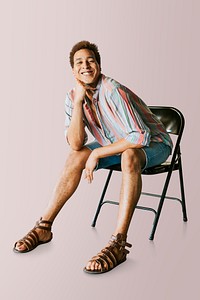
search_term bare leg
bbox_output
[42,147,91,222]
[113,148,145,236]
[15,147,91,251]
[85,148,145,271]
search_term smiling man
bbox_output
[14,41,172,274]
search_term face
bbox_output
[72,49,101,86]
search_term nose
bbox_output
[82,60,90,69]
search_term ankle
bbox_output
[35,218,53,232]
[112,231,128,239]
[41,215,54,223]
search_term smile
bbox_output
[81,71,93,75]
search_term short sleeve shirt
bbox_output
[65,74,173,150]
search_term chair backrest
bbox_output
[149,106,185,136]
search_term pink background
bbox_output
[1,0,199,299]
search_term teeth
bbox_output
[82,72,92,75]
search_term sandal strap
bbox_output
[17,229,40,251]
[102,247,118,266]
[89,254,111,272]
[95,257,108,272]
[108,233,132,259]
[98,251,114,269]
[35,218,52,231]
[110,234,132,249]
[96,255,108,269]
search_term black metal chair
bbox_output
[91,106,187,240]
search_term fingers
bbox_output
[84,169,93,183]
[75,80,95,102]
[77,79,96,92]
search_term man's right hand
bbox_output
[74,79,96,104]
[74,79,86,104]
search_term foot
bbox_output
[85,241,112,272]
[14,218,53,253]
[84,233,132,274]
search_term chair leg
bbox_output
[178,159,188,222]
[149,171,173,240]
[91,170,113,227]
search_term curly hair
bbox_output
[69,40,101,68]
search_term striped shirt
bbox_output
[65,74,173,150]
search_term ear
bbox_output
[72,68,76,77]
[97,63,101,72]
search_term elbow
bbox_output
[70,145,83,151]
[138,130,151,147]
[66,138,84,151]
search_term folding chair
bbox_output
[91,106,187,240]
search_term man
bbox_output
[14,41,172,274]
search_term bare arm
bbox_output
[84,138,142,183]
[93,138,142,158]
[67,81,87,150]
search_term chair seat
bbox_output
[105,161,179,175]
[142,161,179,175]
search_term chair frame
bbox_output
[91,106,188,240]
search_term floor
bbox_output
[2,167,199,300]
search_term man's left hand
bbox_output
[84,151,99,183]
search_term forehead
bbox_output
[73,49,95,61]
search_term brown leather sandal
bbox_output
[83,233,132,274]
[13,218,53,253]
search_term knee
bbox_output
[64,148,90,171]
[121,149,142,173]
